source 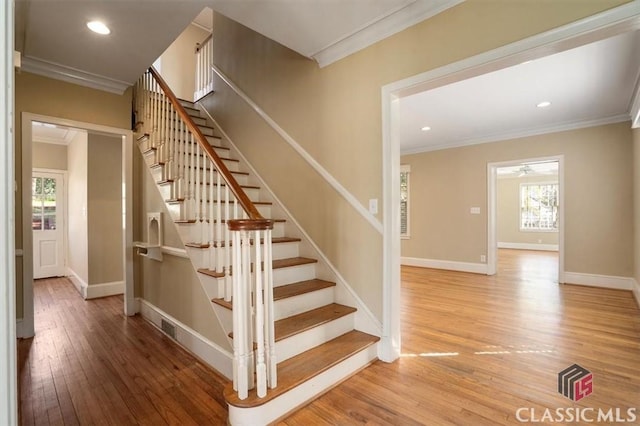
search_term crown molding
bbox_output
[20,56,130,95]
[401,114,631,155]
[312,0,463,68]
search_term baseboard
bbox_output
[498,242,558,251]
[632,279,640,308]
[67,269,88,299]
[138,298,233,380]
[563,272,633,291]
[15,319,23,338]
[401,256,488,274]
[85,281,124,299]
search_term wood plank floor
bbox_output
[19,250,640,425]
[18,277,230,425]
[279,250,640,425]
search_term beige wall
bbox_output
[33,142,67,170]
[14,71,131,317]
[158,24,209,101]
[66,131,89,283]
[402,122,633,277]
[497,174,559,246]
[87,133,123,285]
[206,0,628,320]
[133,147,230,347]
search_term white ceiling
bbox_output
[32,122,81,145]
[15,0,208,93]
[207,0,462,66]
[399,30,640,154]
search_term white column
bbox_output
[1,0,17,422]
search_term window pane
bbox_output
[43,178,56,198]
[32,201,43,230]
[520,183,558,231]
[43,214,57,230]
[32,177,42,195]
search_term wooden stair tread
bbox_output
[211,279,336,309]
[273,257,317,269]
[224,330,379,408]
[175,218,286,224]
[274,279,335,301]
[227,303,354,341]
[187,237,300,250]
[274,303,356,342]
[198,256,317,279]
[197,268,225,278]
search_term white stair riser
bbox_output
[179,185,260,202]
[271,242,299,260]
[212,303,233,332]
[198,125,215,136]
[199,273,226,299]
[274,287,334,321]
[273,263,316,286]
[227,343,378,426]
[275,313,355,363]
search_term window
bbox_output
[400,165,410,238]
[32,176,57,230]
[520,183,558,231]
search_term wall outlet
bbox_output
[470,207,481,214]
[480,254,486,262]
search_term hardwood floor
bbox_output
[279,250,640,425]
[19,250,640,425]
[18,277,230,425]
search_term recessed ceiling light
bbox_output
[536,101,552,108]
[87,21,111,35]
[421,126,431,131]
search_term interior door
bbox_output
[32,171,66,279]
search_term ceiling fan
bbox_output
[518,164,534,177]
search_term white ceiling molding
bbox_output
[401,113,631,155]
[313,0,463,67]
[21,56,130,95]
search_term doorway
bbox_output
[20,112,135,339]
[491,159,562,283]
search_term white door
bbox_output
[32,171,66,279]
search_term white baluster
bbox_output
[263,229,276,388]
[254,229,267,397]
[189,132,196,221]
[224,186,232,302]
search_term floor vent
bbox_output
[161,319,177,340]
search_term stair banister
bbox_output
[147,67,263,220]
[135,67,276,401]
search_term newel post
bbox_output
[228,219,276,400]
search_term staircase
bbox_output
[133,69,379,425]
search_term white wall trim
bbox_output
[138,298,233,379]
[401,256,488,274]
[161,245,188,258]
[632,279,640,308]
[401,114,631,155]
[21,56,130,95]
[67,268,88,299]
[209,64,383,235]
[85,281,124,299]
[563,272,633,291]
[498,242,559,251]
[312,0,464,67]
[382,3,640,364]
[22,113,135,335]
[197,106,383,339]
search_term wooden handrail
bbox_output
[147,66,265,221]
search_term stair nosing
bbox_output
[223,330,379,408]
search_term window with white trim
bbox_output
[400,165,410,238]
[520,182,558,231]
